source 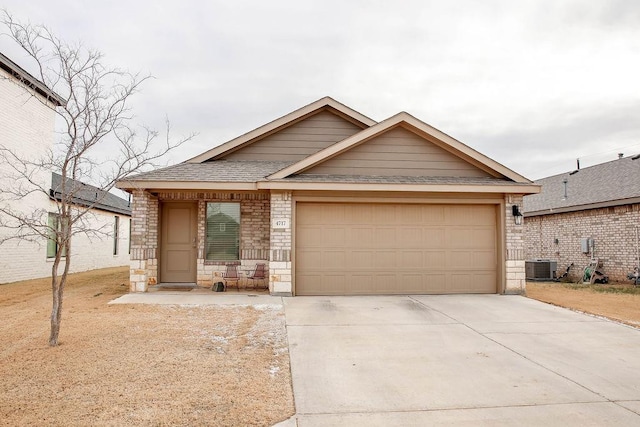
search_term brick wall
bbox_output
[269,191,292,295]
[525,204,640,282]
[129,190,158,291]
[505,194,526,294]
[129,190,270,290]
[194,193,270,287]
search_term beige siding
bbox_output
[295,202,497,295]
[221,110,364,161]
[303,126,492,177]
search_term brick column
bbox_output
[505,194,525,294]
[129,190,158,292]
[269,191,292,296]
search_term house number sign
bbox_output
[272,218,290,229]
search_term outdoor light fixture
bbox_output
[512,205,523,225]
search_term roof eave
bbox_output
[258,181,541,194]
[524,196,640,217]
[116,180,259,192]
[0,52,65,106]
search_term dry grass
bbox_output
[0,267,294,426]
[526,281,640,327]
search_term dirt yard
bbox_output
[526,281,640,327]
[0,267,294,426]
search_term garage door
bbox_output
[295,203,497,295]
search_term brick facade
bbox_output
[269,191,293,296]
[525,204,640,282]
[129,190,159,292]
[505,194,526,294]
[129,189,530,295]
[129,190,270,291]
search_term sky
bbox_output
[2,0,640,181]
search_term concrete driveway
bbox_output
[280,295,640,426]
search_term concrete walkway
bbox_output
[109,291,283,307]
[280,295,640,426]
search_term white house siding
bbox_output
[0,199,131,284]
[0,64,131,284]
[0,66,58,283]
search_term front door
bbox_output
[160,202,197,283]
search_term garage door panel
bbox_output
[297,227,324,247]
[297,250,321,269]
[372,274,400,293]
[320,274,346,294]
[424,251,446,268]
[323,228,346,247]
[448,273,475,292]
[448,250,473,269]
[472,228,496,247]
[422,205,446,224]
[403,205,424,224]
[424,228,445,247]
[372,205,397,223]
[374,228,397,247]
[374,251,397,269]
[399,227,425,247]
[350,274,376,293]
[295,203,497,295]
[322,251,347,269]
[351,227,374,245]
[349,250,374,269]
[473,251,497,268]
[401,274,425,292]
[400,251,423,268]
[426,274,447,292]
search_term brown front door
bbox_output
[160,202,197,283]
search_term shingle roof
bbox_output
[523,156,640,215]
[50,173,131,216]
[125,161,295,182]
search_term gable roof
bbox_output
[0,52,65,106]
[51,173,132,216]
[523,156,640,216]
[186,97,376,163]
[118,98,540,195]
[268,112,533,184]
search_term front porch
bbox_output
[128,189,293,295]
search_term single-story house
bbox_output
[118,97,540,296]
[0,52,132,284]
[523,156,640,282]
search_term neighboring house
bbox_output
[523,156,640,282]
[0,52,131,284]
[118,97,539,296]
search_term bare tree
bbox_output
[0,11,194,346]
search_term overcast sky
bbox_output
[2,0,640,180]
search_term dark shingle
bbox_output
[523,156,640,215]
[125,161,295,182]
[50,173,131,216]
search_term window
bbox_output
[206,202,240,261]
[113,216,119,256]
[46,212,68,259]
[128,218,132,255]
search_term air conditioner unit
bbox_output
[525,259,558,281]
